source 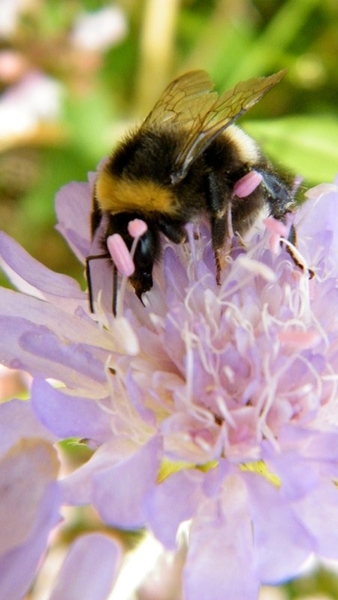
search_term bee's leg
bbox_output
[207,172,231,284]
[284,223,315,279]
[210,216,229,285]
[258,169,295,220]
[112,263,119,316]
[85,252,110,313]
[256,170,313,276]
[91,194,103,238]
[288,222,297,245]
[158,218,187,244]
[285,226,302,269]
[214,248,223,285]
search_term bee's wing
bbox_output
[142,70,219,129]
[171,69,287,183]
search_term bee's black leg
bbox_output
[283,223,315,279]
[258,169,295,220]
[206,172,231,284]
[257,170,314,276]
[91,194,103,238]
[85,253,110,313]
[112,263,118,316]
[158,218,187,244]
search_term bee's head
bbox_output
[129,225,159,300]
[107,212,160,301]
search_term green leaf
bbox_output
[244,115,338,184]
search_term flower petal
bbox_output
[55,181,92,262]
[0,232,86,310]
[0,438,59,553]
[0,397,56,455]
[31,377,112,442]
[145,469,204,549]
[0,439,61,600]
[295,483,338,560]
[0,288,112,396]
[184,476,259,600]
[93,436,163,529]
[49,534,121,600]
[244,473,313,582]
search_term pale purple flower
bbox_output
[1,174,338,599]
[47,533,121,600]
[0,398,122,600]
[0,399,60,600]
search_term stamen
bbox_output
[278,329,321,348]
[233,171,263,198]
[264,217,290,255]
[114,219,148,317]
[264,217,289,238]
[128,218,148,238]
[236,255,276,282]
[107,234,135,277]
[128,218,148,262]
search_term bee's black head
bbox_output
[107,212,161,300]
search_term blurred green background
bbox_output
[1,1,338,597]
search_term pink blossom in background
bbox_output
[71,6,127,51]
[0,364,31,400]
[0,71,63,137]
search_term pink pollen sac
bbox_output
[279,329,321,349]
[128,218,148,239]
[233,171,263,198]
[269,233,281,255]
[264,216,289,237]
[107,234,135,277]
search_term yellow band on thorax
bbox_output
[95,169,179,216]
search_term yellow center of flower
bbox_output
[157,459,219,483]
[158,458,280,487]
[240,460,281,487]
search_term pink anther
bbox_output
[128,219,148,238]
[279,329,321,348]
[233,171,263,198]
[264,217,290,254]
[264,216,289,237]
[107,234,135,277]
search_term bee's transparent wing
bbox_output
[171,70,287,183]
[142,70,218,129]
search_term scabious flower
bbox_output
[0,392,121,600]
[1,174,338,599]
[0,400,60,600]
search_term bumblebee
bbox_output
[88,69,297,315]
